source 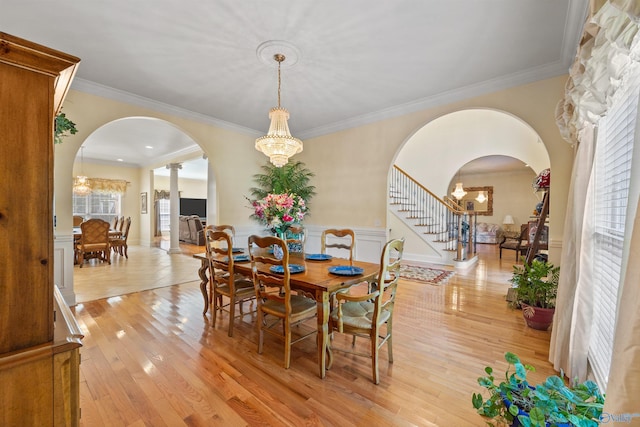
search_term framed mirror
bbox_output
[460,186,493,216]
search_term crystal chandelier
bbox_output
[451,169,466,200]
[73,146,92,196]
[475,191,487,203]
[255,53,303,167]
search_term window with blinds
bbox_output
[588,78,639,389]
[72,192,122,224]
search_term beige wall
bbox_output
[55,74,572,263]
[153,176,207,199]
[455,169,540,229]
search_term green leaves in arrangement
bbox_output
[471,352,604,427]
[54,112,78,144]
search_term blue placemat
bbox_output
[328,265,364,276]
[305,253,333,261]
[270,264,305,274]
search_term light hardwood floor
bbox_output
[72,243,554,426]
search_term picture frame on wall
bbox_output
[140,192,148,214]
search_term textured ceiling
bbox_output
[3,0,587,171]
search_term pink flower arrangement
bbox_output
[251,193,307,234]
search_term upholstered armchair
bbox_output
[499,224,529,261]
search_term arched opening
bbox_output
[390,108,550,264]
[71,117,212,250]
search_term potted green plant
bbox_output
[472,352,604,427]
[54,112,78,144]
[248,160,316,205]
[510,259,560,330]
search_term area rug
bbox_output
[399,264,455,285]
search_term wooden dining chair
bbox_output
[76,218,111,267]
[206,224,236,246]
[327,237,404,384]
[117,216,125,232]
[206,229,255,337]
[73,215,84,226]
[110,217,131,258]
[248,235,317,369]
[321,228,355,261]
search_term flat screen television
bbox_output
[179,198,206,219]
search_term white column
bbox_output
[167,162,182,254]
[206,159,217,226]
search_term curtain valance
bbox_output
[154,190,171,201]
[84,178,128,194]
[556,0,640,145]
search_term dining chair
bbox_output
[327,237,404,384]
[248,234,317,369]
[76,218,111,267]
[206,229,255,337]
[117,216,125,232]
[110,217,132,258]
[321,228,355,261]
[206,224,236,246]
[73,215,84,226]
[285,225,306,254]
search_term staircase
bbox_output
[389,165,477,267]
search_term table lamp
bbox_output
[503,215,515,232]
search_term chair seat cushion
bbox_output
[330,301,391,330]
[500,241,520,249]
[215,279,254,296]
[79,243,109,251]
[262,294,316,315]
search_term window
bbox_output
[588,76,639,389]
[73,192,121,224]
[158,199,171,232]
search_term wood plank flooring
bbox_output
[72,244,555,426]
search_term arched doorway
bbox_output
[390,108,550,265]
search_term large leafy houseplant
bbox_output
[248,160,316,205]
[472,352,604,427]
[511,259,560,309]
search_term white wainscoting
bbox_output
[54,234,76,306]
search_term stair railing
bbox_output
[390,165,476,261]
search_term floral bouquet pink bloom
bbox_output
[251,193,307,235]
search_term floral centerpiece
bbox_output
[250,192,307,236]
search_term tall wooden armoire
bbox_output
[0,32,83,426]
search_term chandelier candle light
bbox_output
[451,169,467,200]
[255,53,303,167]
[73,146,91,196]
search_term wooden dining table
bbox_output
[193,250,380,378]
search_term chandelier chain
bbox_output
[277,59,281,108]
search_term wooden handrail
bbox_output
[393,165,462,214]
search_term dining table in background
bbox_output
[193,250,380,379]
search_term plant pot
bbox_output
[521,303,555,330]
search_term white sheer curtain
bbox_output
[549,124,596,380]
[551,0,640,388]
